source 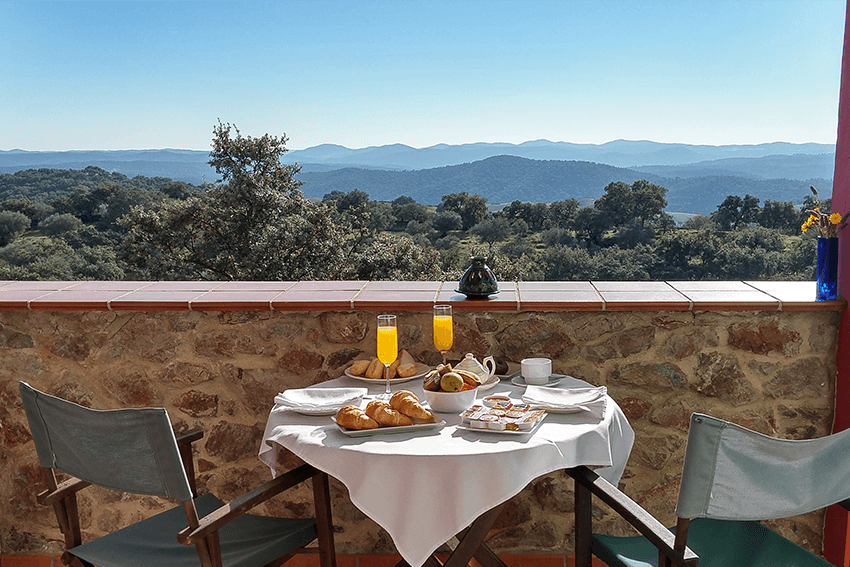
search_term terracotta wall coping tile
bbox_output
[0,280,844,312]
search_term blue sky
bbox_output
[0,0,845,151]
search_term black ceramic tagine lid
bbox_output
[457,256,500,297]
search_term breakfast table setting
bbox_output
[259,351,635,567]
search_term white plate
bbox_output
[510,372,565,388]
[456,415,546,436]
[332,416,445,437]
[345,362,431,384]
[476,374,503,391]
[289,405,352,416]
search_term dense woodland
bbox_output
[0,124,830,283]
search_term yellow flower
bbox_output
[830,212,843,225]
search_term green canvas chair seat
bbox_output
[19,381,336,567]
[569,413,850,567]
[592,517,832,567]
[66,492,319,567]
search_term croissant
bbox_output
[365,400,413,426]
[390,390,434,421]
[336,405,379,430]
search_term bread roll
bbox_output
[399,349,415,366]
[366,358,384,379]
[397,363,417,378]
[349,359,371,376]
[388,357,401,379]
[336,405,379,430]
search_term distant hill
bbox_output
[0,149,215,184]
[0,141,835,215]
[633,153,836,181]
[297,155,830,214]
[285,139,835,171]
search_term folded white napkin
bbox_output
[522,385,607,418]
[274,387,367,410]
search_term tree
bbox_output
[347,233,443,281]
[0,236,123,280]
[711,194,760,230]
[541,245,595,280]
[120,122,352,281]
[39,213,83,236]
[431,210,463,237]
[393,200,430,226]
[1,198,54,228]
[573,206,609,246]
[440,192,488,231]
[498,201,548,232]
[471,216,513,256]
[545,199,580,230]
[594,180,668,230]
[0,210,31,246]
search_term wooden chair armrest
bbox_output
[177,463,320,545]
[567,466,698,566]
[37,476,91,506]
[176,429,204,446]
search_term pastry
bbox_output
[390,390,433,421]
[365,400,413,426]
[335,405,379,430]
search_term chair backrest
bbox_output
[676,412,850,521]
[19,381,193,502]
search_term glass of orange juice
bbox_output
[377,314,398,399]
[433,305,453,365]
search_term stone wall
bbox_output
[0,307,840,558]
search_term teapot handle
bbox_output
[482,356,496,379]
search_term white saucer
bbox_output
[510,372,564,388]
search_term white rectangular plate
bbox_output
[332,416,445,437]
[455,415,546,436]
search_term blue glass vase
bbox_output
[816,237,838,301]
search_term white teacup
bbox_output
[521,358,552,385]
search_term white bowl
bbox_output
[423,388,477,413]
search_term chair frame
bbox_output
[36,428,336,567]
[569,465,850,567]
[568,465,698,567]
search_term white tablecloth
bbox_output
[260,375,634,567]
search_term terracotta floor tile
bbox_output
[356,554,405,567]
[1,556,55,567]
[498,554,566,567]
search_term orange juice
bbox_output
[376,326,398,366]
[433,315,453,352]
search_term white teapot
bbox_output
[453,353,496,385]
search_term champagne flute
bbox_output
[433,305,453,365]
[376,314,398,399]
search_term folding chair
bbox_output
[569,412,850,567]
[19,381,336,567]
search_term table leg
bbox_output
[441,502,509,567]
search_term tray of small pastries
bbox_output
[333,390,445,437]
[456,401,547,435]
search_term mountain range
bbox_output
[0,140,835,214]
